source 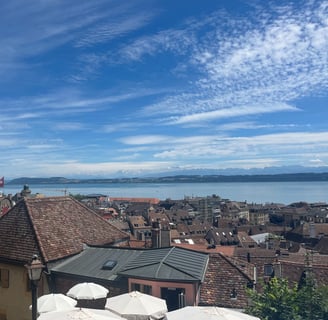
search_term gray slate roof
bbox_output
[51,246,142,281]
[51,246,209,283]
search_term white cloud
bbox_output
[119,135,170,145]
[170,103,299,125]
[0,1,327,178]
[0,88,164,124]
[139,1,328,126]
[34,160,175,177]
[75,10,155,48]
[117,27,196,62]
[53,122,84,131]
[152,132,328,162]
[309,158,326,166]
[216,121,297,131]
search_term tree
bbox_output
[296,271,328,320]
[69,193,86,201]
[246,277,299,320]
[246,276,328,320]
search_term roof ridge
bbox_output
[163,260,204,281]
[23,198,47,263]
[24,197,129,263]
[69,197,131,239]
[219,253,255,281]
[155,247,175,278]
[163,247,209,281]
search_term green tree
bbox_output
[296,271,328,320]
[246,276,328,320]
[69,193,86,201]
[246,277,299,320]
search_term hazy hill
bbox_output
[6,172,328,185]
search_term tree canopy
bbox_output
[246,276,328,320]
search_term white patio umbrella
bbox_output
[67,282,109,300]
[37,307,125,320]
[164,306,261,320]
[105,291,168,320]
[29,293,77,313]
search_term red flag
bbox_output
[0,177,4,188]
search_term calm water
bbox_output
[2,181,328,205]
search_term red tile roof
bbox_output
[172,243,235,256]
[276,249,328,286]
[110,197,160,204]
[0,197,130,264]
[200,253,255,308]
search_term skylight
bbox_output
[102,260,117,270]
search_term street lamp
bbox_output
[25,255,44,320]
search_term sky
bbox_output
[1,0,328,179]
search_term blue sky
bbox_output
[1,0,328,179]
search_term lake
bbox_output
[2,181,328,205]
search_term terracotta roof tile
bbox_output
[0,197,130,264]
[200,253,254,308]
[276,251,328,286]
[0,200,40,263]
[172,243,235,256]
[110,197,160,204]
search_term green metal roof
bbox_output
[50,246,143,281]
[50,246,209,283]
[119,247,209,282]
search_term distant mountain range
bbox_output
[142,165,328,177]
[6,172,328,185]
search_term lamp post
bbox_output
[25,255,44,320]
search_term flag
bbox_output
[0,177,4,188]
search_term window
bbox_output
[131,283,152,295]
[264,264,273,276]
[230,288,237,300]
[142,285,152,295]
[0,269,9,288]
[273,263,282,278]
[131,283,140,291]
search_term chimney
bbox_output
[151,220,161,248]
[309,223,316,238]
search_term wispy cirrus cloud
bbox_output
[1,0,327,178]
[139,1,328,125]
[0,87,162,119]
[216,121,298,131]
[0,1,154,79]
[119,135,170,145]
[116,130,328,172]
[53,122,85,131]
[0,2,107,60]
[169,103,299,124]
[75,10,155,48]
[117,28,196,62]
